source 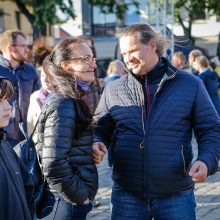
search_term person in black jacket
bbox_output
[35,37,98,220]
[0,77,34,220]
[92,24,220,220]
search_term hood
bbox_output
[201,68,218,81]
[0,54,11,69]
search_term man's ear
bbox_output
[149,39,156,51]
[8,45,14,53]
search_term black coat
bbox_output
[36,93,98,204]
[0,130,34,220]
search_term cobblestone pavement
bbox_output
[88,153,220,220]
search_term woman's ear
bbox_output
[60,61,69,72]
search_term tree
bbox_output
[175,0,220,44]
[175,0,207,44]
[88,0,139,20]
[0,0,139,40]
[16,0,75,40]
[207,0,220,20]
[0,0,75,40]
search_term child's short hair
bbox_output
[0,77,13,100]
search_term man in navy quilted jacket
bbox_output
[92,23,220,220]
[0,30,41,146]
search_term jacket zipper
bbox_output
[142,69,177,198]
[139,72,176,149]
[181,145,186,174]
[140,104,145,148]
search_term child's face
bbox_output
[0,99,11,128]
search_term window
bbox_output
[15,11,21,29]
[0,9,4,32]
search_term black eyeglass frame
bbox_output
[68,55,96,65]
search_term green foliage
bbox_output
[207,0,220,19]
[0,8,9,17]
[175,0,207,20]
[88,0,139,20]
[17,0,75,28]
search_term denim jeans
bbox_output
[111,183,196,220]
[37,191,92,220]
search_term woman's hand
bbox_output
[83,198,90,204]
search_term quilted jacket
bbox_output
[36,93,98,204]
[94,61,220,198]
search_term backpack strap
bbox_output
[19,116,40,140]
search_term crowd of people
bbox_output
[0,23,220,220]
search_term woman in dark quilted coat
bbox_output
[36,38,98,220]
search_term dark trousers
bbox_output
[111,183,196,220]
[37,191,92,220]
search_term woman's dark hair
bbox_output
[32,37,53,67]
[76,35,96,58]
[43,37,92,135]
[0,77,13,100]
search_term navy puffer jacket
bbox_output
[94,65,220,199]
[198,68,220,116]
[0,56,41,145]
[36,93,98,204]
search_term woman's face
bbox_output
[192,60,200,72]
[40,69,53,93]
[0,99,11,128]
[62,43,97,83]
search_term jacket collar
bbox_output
[127,57,178,82]
[0,129,6,144]
[0,54,11,69]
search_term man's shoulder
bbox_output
[176,69,201,82]
[18,62,37,73]
[16,62,39,80]
[106,74,128,87]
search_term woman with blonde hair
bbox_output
[193,55,220,115]
[104,59,126,86]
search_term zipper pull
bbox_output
[140,141,144,148]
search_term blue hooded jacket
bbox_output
[0,55,41,146]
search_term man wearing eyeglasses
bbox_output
[0,30,41,147]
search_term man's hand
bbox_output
[92,142,107,164]
[189,160,208,183]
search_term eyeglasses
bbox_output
[68,55,96,65]
[11,44,27,48]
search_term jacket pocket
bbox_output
[180,143,193,175]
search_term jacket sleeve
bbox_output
[42,101,89,204]
[33,70,41,92]
[18,157,35,218]
[27,93,36,136]
[93,87,115,147]
[193,80,220,175]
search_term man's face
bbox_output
[119,33,157,76]
[172,56,183,69]
[10,35,28,63]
